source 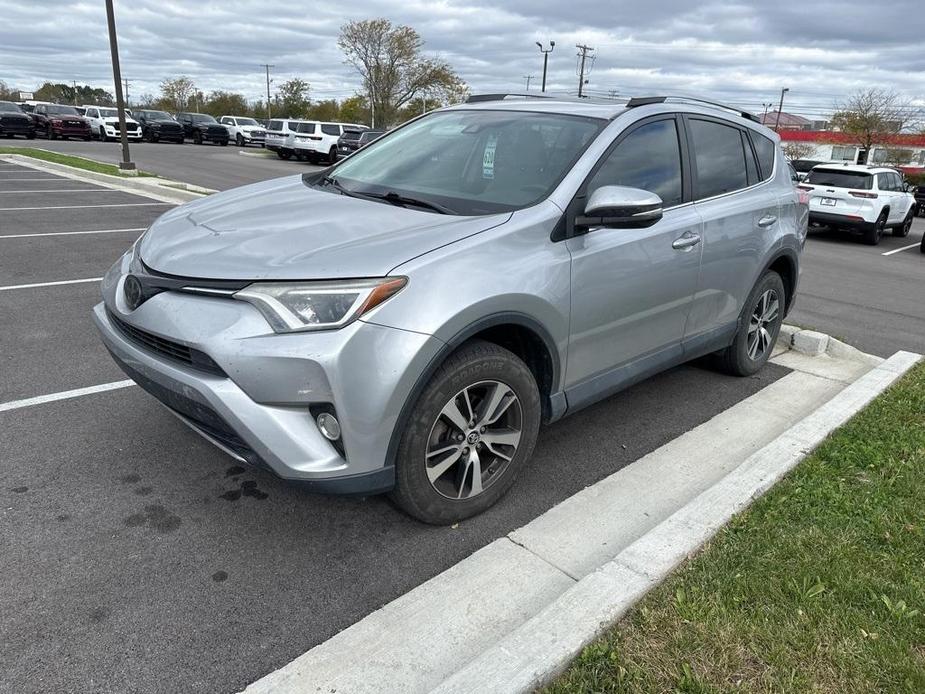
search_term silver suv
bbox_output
[93,94,807,524]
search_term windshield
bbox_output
[192,114,217,123]
[806,169,873,190]
[327,110,604,215]
[142,111,173,120]
[0,101,22,112]
[98,108,119,118]
[48,105,79,115]
[341,130,363,141]
[236,117,259,126]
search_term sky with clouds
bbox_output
[2,0,923,120]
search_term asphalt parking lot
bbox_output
[0,160,793,693]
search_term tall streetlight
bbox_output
[773,88,790,132]
[762,102,772,123]
[104,0,134,172]
[536,41,555,93]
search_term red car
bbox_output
[32,103,92,141]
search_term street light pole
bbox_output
[261,64,274,120]
[536,41,555,93]
[104,0,135,172]
[773,88,789,132]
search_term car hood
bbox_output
[139,175,511,280]
[103,117,138,124]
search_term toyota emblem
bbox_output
[124,274,144,310]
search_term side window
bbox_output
[321,124,341,136]
[586,119,683,207]
[751,132,776,180]
[876,173,890,191]
[688,119,749,199]
[892,173,903,191]
[36,105,45,115]
[742,131,759,185]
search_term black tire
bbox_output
[277,149,292,160]
[715,271,786,377]
[219,139,228,146]
[236,133,245,147]
[893,210,913,238]
[83,135,92,141]
[863,210,887,245]
[390,340,541,524]
[4,133,12,139]
[26,132,35,140]
[47,126,56,140]
[99,126,108,142]
[920,233,925,254]
[328,146,338,164]
[193,131,202,145]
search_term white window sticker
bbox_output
[483,133,498,179]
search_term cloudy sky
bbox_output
[2,0,924,120]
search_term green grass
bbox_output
[546,361,925,694]
[0,147,156,177]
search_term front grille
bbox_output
[107,309,226,377]
[126,122,138,131]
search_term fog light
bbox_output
[316,412,341,441]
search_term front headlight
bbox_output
[234,277,407,333]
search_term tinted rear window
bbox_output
[806,169,873,190]
[268,120,284,131]
[751,133,776,180]
[688,119,749,199]
[292,122,315,133]
[321,124,341,136]
[341,129,363,141]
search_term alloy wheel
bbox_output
[425,380,523,500]
[747,289,780,361]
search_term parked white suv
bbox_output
[219,115,266,147]
[264,118,366,163]
[81,105,142,142]
[802,164,916,245]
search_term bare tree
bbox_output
[159,76,197,112]
[338,18,466,127]
[830,88,909,154]
[781,141,817,162]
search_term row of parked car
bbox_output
[0,100,384,161]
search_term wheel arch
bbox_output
[762,248,799,315]
[382,312,562,474]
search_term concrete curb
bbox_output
[0,152,216,204]
[432,350,921,693]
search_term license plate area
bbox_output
[821,197,837,206]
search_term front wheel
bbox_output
[193,131,202,145]
[390,340,541,524]
[328,146,338,164]
[715,270,786,377]
[277,149,292,160]
[47,126,56,140]
[893,210,913,238]
[236,134,244,147]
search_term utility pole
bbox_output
[523,75,534,91]
[773,88,789,132]
[123,78,130,106]
[535,41,555,93]
[71,81,78,105]
[261,64,274,119]
[104,0,135,172]
[608,89,619,100]
[575,44,594,98]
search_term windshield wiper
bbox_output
[365,191,454,215]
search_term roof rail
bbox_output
[466,93,556,103]
[626,95,760,123]
[465,92,618,104]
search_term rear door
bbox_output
[565,115,702,401]
[682,116,781,343]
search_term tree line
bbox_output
[1,18,466,128]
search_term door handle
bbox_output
[672,232,701,250]
[757,214,778,228]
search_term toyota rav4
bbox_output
[94,94,806,524]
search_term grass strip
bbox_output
[547,361,925,693]
[0,147,156,177]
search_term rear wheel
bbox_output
[390,340,541,524]
[277,149,292,160]
[863,211,887,245]
[893,210,913,238]
[715,270,785,377]
[328,146,338,164]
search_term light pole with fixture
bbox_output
[536,41,555,93]
[104,0,135,172]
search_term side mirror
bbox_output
[577,185,663,229]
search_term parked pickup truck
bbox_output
[175,112,229,145]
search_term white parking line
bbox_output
[0,227,145,239]
[0,202,172,211]
[0,380,135,413]
[881,242,920,256]
[0,189,126,194]
[0,277,102,291]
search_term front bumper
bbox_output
[52,126,90,137]
[104,125,142,140]
[92,260,441,493]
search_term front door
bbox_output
[564,116,702,406]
